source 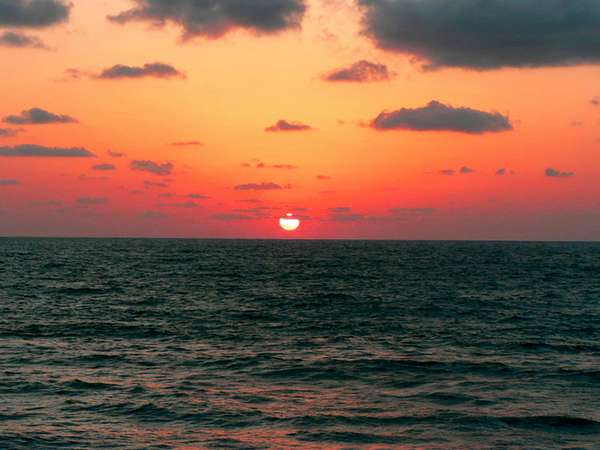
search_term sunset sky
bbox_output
[1,0,600,239]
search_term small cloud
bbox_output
[159,192,177,198]
[439,169,455,176]
[371,101,512,134]
[0,144,94,157]
[0,128,23,138]
[170,141,202,147]
[0,179,19,186]
[329,206,352,213]
[459,166,475,174]
[234,182,284,191]
[188,193,209,199]
[248,160,297,169]
[322,60,392,83]
[3,107,77,125]
[158,201,198,208]
[144,180,169,189]
[496,168,516,176]
[142,211,168,220]
[265,120,312,132]
[131,160,174,176]
[92,163,116,171]
[546,168,575,178]
[0,31,48,49]
[212,213,255,221]
[107,150,125,158]
[77,197,108,206]
[316,175,332,180]
[390,207,436,215]
[591,97,600,106]
[571,120,584,127]
[97,62,185,80]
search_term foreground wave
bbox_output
[0,238,599,449]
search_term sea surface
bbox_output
[0,238,599,449]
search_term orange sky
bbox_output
[1,0,600,239]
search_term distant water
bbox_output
[1,238,599,449]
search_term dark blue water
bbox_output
[1,239,599,449]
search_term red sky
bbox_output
[1,0,600,240]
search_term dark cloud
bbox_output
[459,166,475,174]
[0,31,47,49]
[212,212,255,221]
[92,163,116,171]
[108,0,306,40]
[0,0,70,28]
[158,201,198,208]
[265,120,312,132]
[77,197,108,206]
[188,193,209,199]
[323,60,392,82]
[107,150,125,158]
[98,62,185,80]
[496,168,516,176]
[0,144,94,157]
[316,174,331,180]
[329,206,352,213]
[358,0,600,70]
[249,160,298,169]
[390,207,436,215]
[439,169,455,176]
[3,107,77,125]
[0,128,23,138]
[234,182,283,191]
[0,179,19,186]
[170,141,202,146]
[546,168,575,178]
[131,160,174,176]
[142,210,168,219]
[144,180,169,188]
[371,101,512,134]
[592,97,600,106]
[159,193,177,198]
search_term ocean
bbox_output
[0,238,599,449]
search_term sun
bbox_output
[279,213,300,231]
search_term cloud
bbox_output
[0,31,47,49]
[158,201,199,208]
[142,210,168,219]
[92,163,116,171]
[131,160,174,176]
[265,119,312,132]
[0,144,94,157]
[371,101,512,134]
[316,174,331,180]
[108,0,306,40]
[459,166,475,174]
[212,212,255,221]
[247,160,298,169]
[358,0,600,70]
[107,150,125,158]
[546,168,575,178]
[188,193,209,199]
[0,179,19,186]
[98,62,185,79]
[592,97,600,106]
[144,180,169,188]
[0,128,23,138]
[496,168,516,176]
[170,141,202,147]
[77,197,108,206]
[3,107,77,125]
[0,0,70,28]
[234,182,284,191]
[439,169,455,176]
[322,60,392,82]
[390,207,436,215]
[329,206,352,213]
